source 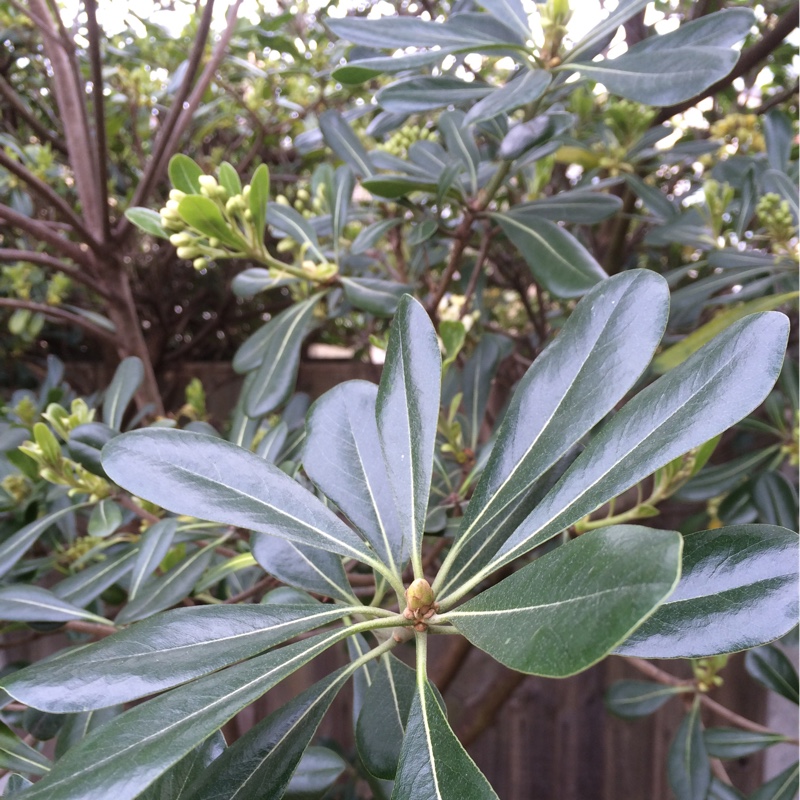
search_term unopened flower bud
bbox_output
[169,189,187,202]
[406,578,435,614]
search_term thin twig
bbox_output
[64,619,117,638]
[0,74,67,153]
[0,248,110,297]
[222,575,276,604]
[0,297,118,344]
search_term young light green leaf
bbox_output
[178,195,249,251]
[392,679,498,799]
[183,668,351,800]
[244,293,324,417]
[319,111,373,178]
[217,162,242,197]
[304,380,405,571]
[341,277,408,317]
[0,586,111,626]
[249,163,270,246]
[605,681,687,720]
[745,645,799,704]
[129,518,179,600]
[1,604,358,712]
[667,700,711,800]
[616,525,799,658]
[376,296,441,576]
[438,270,668,598]
[168,154,203,194]
[124,207,170,239]
[0,721,52,776]
[561,47,738,106]
[464,69,550,125]
[448,526,681,677]
[115,544,215,624]
[491,212,607,298]
[490,312,789,575]
[87,498,123,538]
[11,632,356,800]
[357,654,417,779]
[252,533,356,604]
[103,356,144,430]
[102,429,378,564]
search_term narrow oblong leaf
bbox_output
[217,162,241,197]
[168,154,203,194]
[319,110,373,178]
[249,163,270,246]
[667,701,712,800]
[0,585,111,625]
[616,525,799,658]
[703,728,788,760]
[129,518,179,600]
[745,645,799,704]
[477,0,529,39]
[183,668,351,800]
[748,761,799,800]
[53,547,138,607]
[0,721,51,776]
[252,533,356,604]
[566,0,650,63]
[392,679,498,799]
[341,277,407,317]
[507,191,622,224]
[464,69,551,125]
[376,296,441,572]
[492,312,790,573]
[244,293,324,418]
[103,356,144,430]
[491,212,607,298]
[448,526,681,677]
[439,110,479,194]
[285,747,348,800]
[266,205,326,262]
[332,165,355,244]
[11,632,354,800]
[605,680,686,719]
[377,77,493,114]
[305,381,405,571]
[438,270,668,597]
[631,8,754,52]
[101,429,378,564]
[1,604,358,713]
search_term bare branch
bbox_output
[0,74,67,154]
[0,248,110,297]
[0,297,118,345]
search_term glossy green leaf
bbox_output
[507,191,622,224]
[102,429,378,564]
[362,175,440,199]
[217,162,241,197]
[267,205,326,262]
[0,586,111,625]
[319,111,373,178]
[178,196,249,251]
[449,525,681,676]
[331,165,355,247]
[566,0,649,63]
[562,47,738,106]
[745,645,799,704]
[103,356,144,430]
[1,604,357,715]
[749,761,799,800]
[0,721,51,776]
[333,50,456,84]
[87,498,123,537]
[255,420,288,462]
[2,774,33,794]
[491,213,607,298]
[754,472,799,532]
[249,163,270,246]
[252,533,356,603]
[129,518,179,600]
[21,708,65,741]
[491,312,789,574]
[617,525,799,658]
[244,293,324,417]
[0,503,90,580]
[67,422,115,477]
[53,547,137,607]
[54,707,121,759]
[168,154,203,194]
[305,380,405,571]
[184,668,350,800]
[124,207,169,239]
[376,296,441,573]
[357,653,417,779]
[11,632,353,800]
[464,69,550,125]
[351,219,403,254]
[378,77,493,114]
[232,268,295,299]
[631,8,754,52]
[605,680,687,719]
[341,277,407,317]
[284,746,348,800]
[653,291,799,373]
[439,110,479,194]
[438,271,668,597]
[703,728,788,760]
[137,733,225,800]
[116,543,215,624]
[392,679,498,799]
[667,700,711,800]
[477,0,529,39]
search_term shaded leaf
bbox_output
[378,77,493,114]
[703,728,788,760]
[0,585,111,625]
[285,747,348,800]
[103,356,144,431]
[605,680,687,719]
[341,277,408,317]
[749,761,799,800]
[667,700,711,800]
[0,721,51,776]
[745,645,799,705]
[129,518,179,600]
[320,111,373,178]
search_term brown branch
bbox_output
[222,575,276,604]
[756,80,799,114]
[431,636,472,693]
[457,665,527,746]
[0,297,118,345]
[0,248,110,297]
[430,213,475,319]
[114,493,161,523]
[63,619,117,638]
[84,0,110,242]
[655,4,800,123]
[0,204,95,270]
[0,74,67,154]
[118,0,216,235]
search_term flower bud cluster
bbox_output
[709,113,765,155]
[756,193,796,248]
[379,124,436,158]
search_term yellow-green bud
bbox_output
[208,238,220,249]
[177,246,201,260]
[198,175,218,191]
[406,578,435,613]
[169,189,187,202]
[193,257,208,270]
[169,232,194,247]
